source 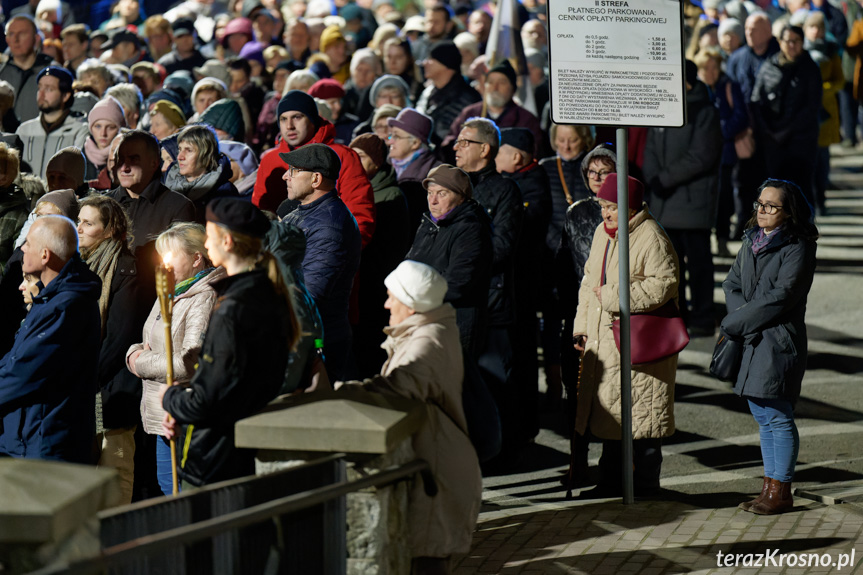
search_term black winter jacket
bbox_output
[163,269,292,486]
[721,227,817,403]
[556,197,603,321]
[470,165,523,326]
[416,74,481,151]
[505,162,551,308]
[643,81,722,230]
[406,199,493,357]
[540,151,590,252]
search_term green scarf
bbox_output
[174,267,215,297]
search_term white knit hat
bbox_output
[384,261,448,313]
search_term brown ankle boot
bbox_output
[751,479,793,515]
[739,476,771,511]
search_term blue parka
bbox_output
[0,255,102,463]
[721,227,817,403]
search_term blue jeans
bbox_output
[748,398,799,483]
[156,435,182,496]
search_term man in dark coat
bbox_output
[644,69,722,338]
[496,127,551,440]
[278,144,362,381]
[157,19,207,75]
[415,41,481,154]
[0,216,101,463]
[162,199,293,487]
[454,117,524,449]
[406,164,493,357]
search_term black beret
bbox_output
[277,90,322,127]
[500,127,534,154]
[37,66,74,93]
[279,143,341,181]
[206,197,270,238]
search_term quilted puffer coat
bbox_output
[572,207,680,440]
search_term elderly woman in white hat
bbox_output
[345,260,481,575]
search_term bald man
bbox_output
[0,216,102,463]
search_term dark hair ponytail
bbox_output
[260,250,300,351]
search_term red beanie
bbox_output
[308,78,346,100]
[598,174,644,208]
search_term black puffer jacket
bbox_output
[416,75,481,151]
[470,165,523,327]
[556,198,603,321]
[722,227,817,404]
[162,269,292,486]
[406,199,493,357]
[539,150,590,252]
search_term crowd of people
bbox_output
[0,0,837,568]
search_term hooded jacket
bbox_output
[162,268,292,486]
[164,154,239,223]
[0,255,102,462]
[406,199,493,357]
[722,227,817,403]
[16,113,89,179]
[251,121,375,248]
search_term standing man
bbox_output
[157,19,207,75]
[0,216,101,463]
[252,90,375,248]
[162,198,297,487]
[643,65,722,338]
[0,16,56,125]
[411,4,455,64]
[279,144,362,381]
[16,66,89,179]
[416,41,481,153]
[454,117,525,452]
[108,130,196,251]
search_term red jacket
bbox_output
[252,121,375,247]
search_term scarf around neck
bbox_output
[83,237,124,337]
[175,267,215,297]
[84,135,111,169]
[165,163,224,202]
[391,150,422,178]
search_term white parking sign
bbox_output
[548,0,687,127]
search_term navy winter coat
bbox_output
[721,227,817,403]
[281,190,361,346]
[0,255,102,463]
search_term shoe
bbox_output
[750,479,793,515]
[841,138,855,148]
[738,476,771,511]
[716,238,732,258]
[688,325,715,338]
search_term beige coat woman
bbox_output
[126,266,226,435]
[573,207,680,441]
[362,303,482,559]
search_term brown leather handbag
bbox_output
[611,300,690,365]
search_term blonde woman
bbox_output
[127,222,226,495]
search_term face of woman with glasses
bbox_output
[586,158,614,194]
[387,127,419,161]
[755,186,788,232]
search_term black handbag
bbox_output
[710,330,744,383]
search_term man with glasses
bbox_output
[454,117,527,457]
[278,143,361,381]
[644,61,722,338]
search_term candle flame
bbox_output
[163,252,173,266]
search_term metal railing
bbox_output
[33,456,434,575]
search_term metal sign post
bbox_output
[548,0,686,504]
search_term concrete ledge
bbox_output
[236,388,426,455]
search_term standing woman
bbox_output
[539,123,595,398]
[84,97,127,191]
[572,175,680,496]
[78,195,153,504]
[164,125,238,223]
[161,198,300,488]
[126,223,226,495]
[722,179,818,515]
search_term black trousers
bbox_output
[666,229,715,331]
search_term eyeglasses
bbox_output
[588,169,612,180]
[387,134,413,141]
[453,138,484,149]
[753,200,783,215]
[287,166,309,178]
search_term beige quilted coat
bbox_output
[363,303,482,558]
[572,207,680,441]
[126,267,226,435]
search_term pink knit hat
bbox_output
[88,97,127,131]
